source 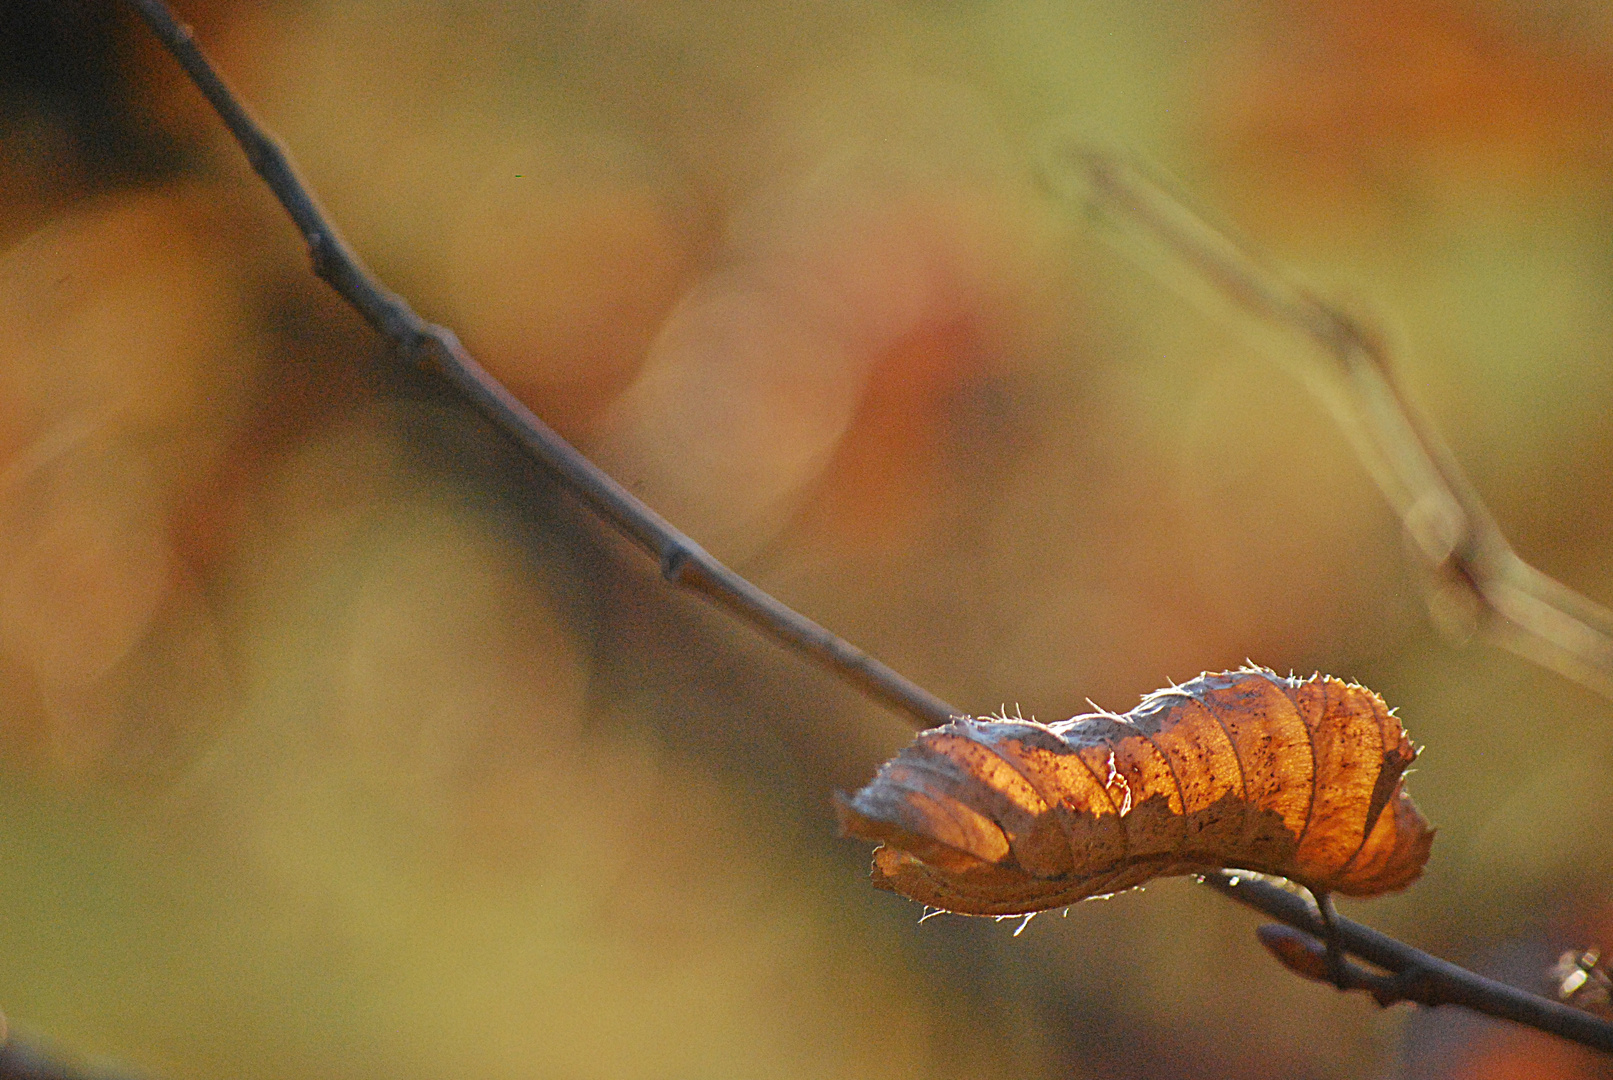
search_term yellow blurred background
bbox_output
[2,0,1613,1076]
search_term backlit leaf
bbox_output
[837,668,1434,915]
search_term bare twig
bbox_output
[1041,144,1613,701]
[119,0,959,732]
[1213,872,1613,1052]
[117,0,1613,1058]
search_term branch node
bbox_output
[1256,922,1448,1012]
[1256,923,1333,984]
[1371,963,1441,1009]
[660,545,692,582]
[1256,924,1404,1003]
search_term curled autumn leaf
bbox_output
[837,668,1434,915]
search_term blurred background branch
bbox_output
[1043,146,1613,701]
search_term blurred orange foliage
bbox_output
[1207,0,1613,225]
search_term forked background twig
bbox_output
[1041,145,1613,703]
[11,0,1594,1071]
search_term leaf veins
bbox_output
[836,667,1434,916]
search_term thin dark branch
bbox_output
[121,0,959,731]
[1041,145,1613,701]
[118,0,1613,1059]
[1212,872,1613,1052]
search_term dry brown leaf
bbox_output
[837,667,1434,915]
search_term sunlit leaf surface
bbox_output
[841,668,1433,914]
